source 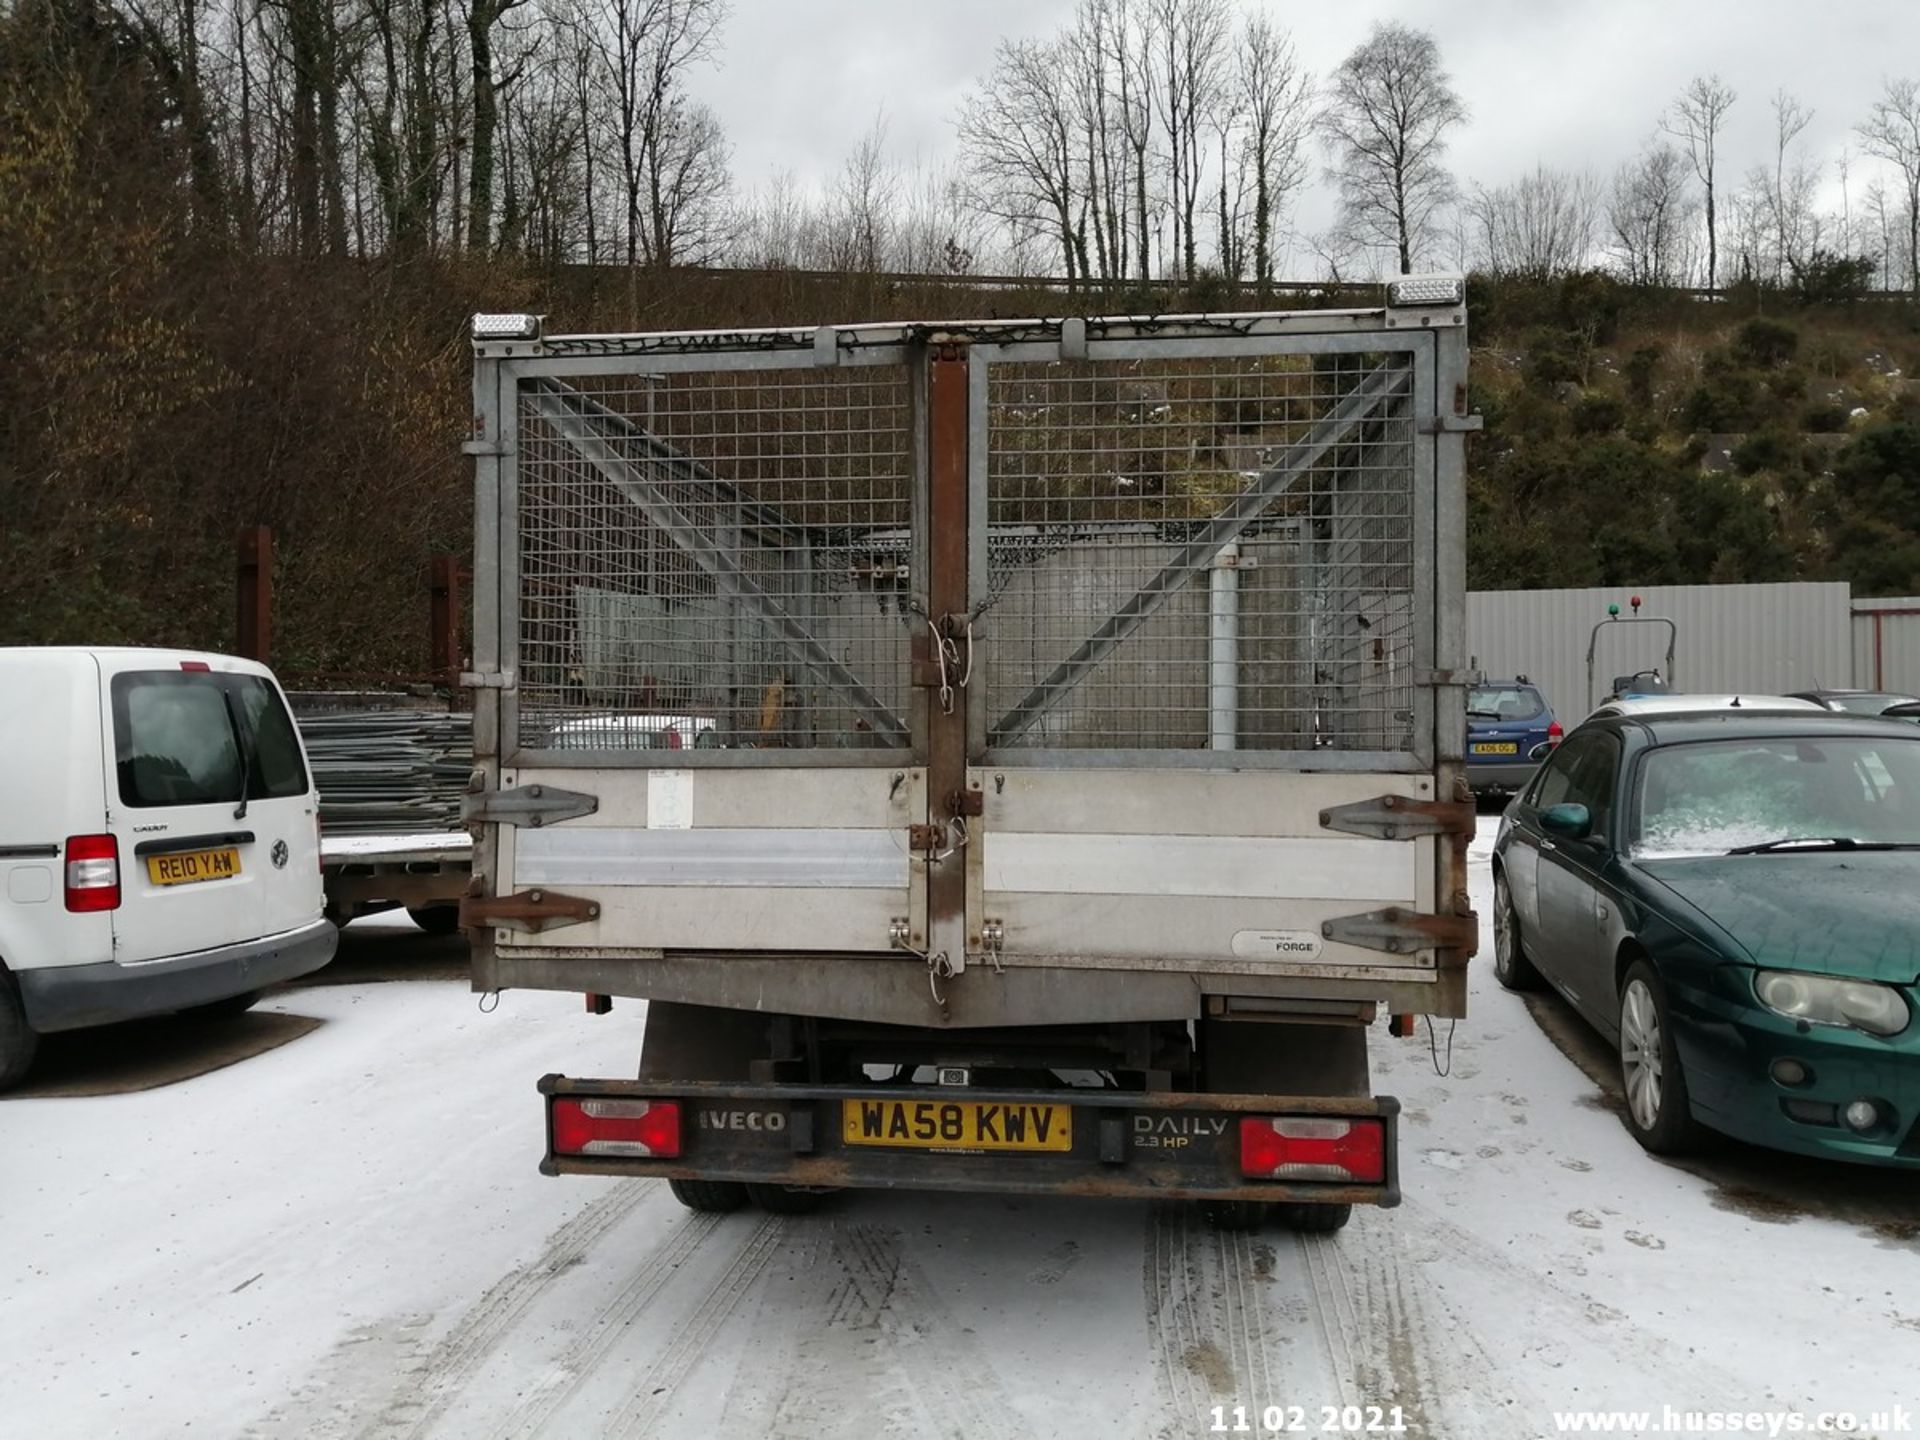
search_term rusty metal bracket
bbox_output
[461,889,600,934]
[949,789,984,818]
[1322,907,1478,966]
[907,823,941,853]
[1319,794,1475,841]
[463,783,598,828]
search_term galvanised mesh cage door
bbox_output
[491,340,930,956]
[963,324,1446,973]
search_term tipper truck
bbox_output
[460,280,1479,1231]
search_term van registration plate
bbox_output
[147,848,242,886]
[842,1098,1071,1152]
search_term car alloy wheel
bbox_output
[1620,977,1664,1132]
[1616,959,1702,1155]
[1491,871,1540,990]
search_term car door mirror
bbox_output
[1540,802,1593,840]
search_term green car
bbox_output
[1491,708,1920,1166]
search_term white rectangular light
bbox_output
[471,312,542,340]
[1386,273,1465,307]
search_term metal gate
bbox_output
[465,302,1471,988]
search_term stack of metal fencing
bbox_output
[290,697,473,836]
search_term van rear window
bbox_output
[112,672,308,809]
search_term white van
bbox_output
[0,647,337,1088]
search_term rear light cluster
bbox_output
[1239,1117,1384,1183]
[551,1098,681,1158]
[64,834,121,913]
[1546,722,1564,747]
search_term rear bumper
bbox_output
[17,919,338,1033]
[536,1075,1401,1206]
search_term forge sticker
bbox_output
[1230,929,1324,960]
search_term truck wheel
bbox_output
[1202,1200,1269,1232]
[1275,1202,1353,1234]
[668,1178,749,1213]
[746,1183,832,1215]
[0,968,40,1091]
[407,904,462,937]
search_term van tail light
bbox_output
[1546,721,1564,747]
[64,834,121,912]
[315,813,325,874]
[551,1098,680,1158]
[179,660,212,672]
[1240,1116,1384,1183]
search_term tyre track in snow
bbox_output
[715,1219,1027,1440]
[1144,1205,1278,1440]
[355,1179,662,1440]
[602,1213,789,1440]
[475,1208,731,1440]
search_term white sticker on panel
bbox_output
[647,770,693,830]
[1230,929,1325,960]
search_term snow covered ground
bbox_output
[4,823,1917,1440]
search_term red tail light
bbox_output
[179,660,212,672]
[1546,721,1564,747]
[1240,1116,1384,1183]
[64,834,121,912]
[551,1098,681,1158]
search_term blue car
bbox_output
[1466,678,1561,796]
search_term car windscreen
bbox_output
[1631,735,1920,857]
[112,671,309,808]
[1467,686,1545,722]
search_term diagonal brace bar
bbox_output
[526,377,909,741]
[987,361,1412,746]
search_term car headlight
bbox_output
[1754,970,1912,1037]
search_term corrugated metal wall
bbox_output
[1466,582,1854,721]
[1851,598,1920,697]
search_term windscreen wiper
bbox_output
[221,685,255,821]
[1725,836,1920,854]
[1465,708,1501,719]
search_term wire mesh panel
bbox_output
[981,351,1418,754]
[513,366,914,752]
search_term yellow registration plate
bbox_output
[1472,742,1519,755]
[843,1098,1071,1153]
[146,848,242,886]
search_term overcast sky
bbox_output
[687,0,1920,269]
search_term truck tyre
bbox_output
[746,1183,831,1215]
[0,967,39,1092]
[407,904,462,937]
[1202,1200,1269,1232]
[1275,1202,1353,1234]
[1492,870,1542,991]
[669,1178,749,1213]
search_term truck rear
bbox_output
[460,287,1478,1229]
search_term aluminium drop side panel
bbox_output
[965,324,1458,996]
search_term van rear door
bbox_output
[102,660,319,963]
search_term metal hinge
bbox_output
[1416,414,1484,433]
[461,889,600,934]
[463,783,598,828]
[1416,668,1483,688]
[1319,793,1476,841]
[1322,906,1479,965]
[461,669,515,689]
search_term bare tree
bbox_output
[1607,142,1696,285]
[1110,0,1156,282]
[1464,165,1601,280]
[1316,21,1465,274]
[1747,88,1815,283]
[957,35,1081,284]
[1235,12,1310,291]
[1663,74,1735,291]
[1858,76,1920,292]
[466,0,533,251]
[1149,0,1229,281]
